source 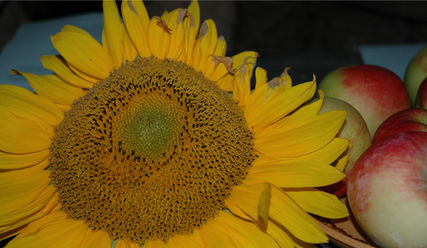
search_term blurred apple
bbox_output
[319,64,410,137]
[404,45,427,106]
[319,97,371,173]
[373,108,427,143]
[415,77,427,109]
[347,131,427,248]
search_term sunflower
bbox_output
[0,0,350,247]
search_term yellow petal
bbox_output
[266,221,295,248]
[246,158,346,188]
[213,51,257,93]
[299,138,350,165]
[225,183,271,230]
[102,17,110,51]
[169,22,185,60]
[334,154,349,172]
[51,26,114,79]
[281,90,324,126]
[210,55,231,78]
[122,26,138,62]
[0,161,53,225]
[12,71,85,105]
[0,193,59,239]
[126,0,149,25]
[121,0,151,58]
[7,211,89,248]
[213,36,226,57]
[286,188,349,219]
[78,229,111,248]
[148,17,171,59]
[215,73,234,92]
[160,9,169,20]
[224,201,251,222]
[40,55,93,88]
[166,233,203,248]
[254,111,346,157]
[0,84,63,126]
[103,0,124,68]
[164,9,185,60]
[255,67,268,89]
[246,81,316,130]
[187,0,200,32]
[12,211,66,237]
[114,239,140,248]
[198,214,238,248]
[0,150,49,170]
[233,64,252,107]
[232,51,258,71]
[61,24,92,35]
[269,186,328,244]
[181,0,200,63]
[67,63,100,83]
[192,19,217,70]
[213,211,279,248]
[0,186,56,227]
[258,86,323,134]
[203,58,219,81]
[267,67,293,93]
[202,36,227,78]
[0,107,51,153]
[244,83,272,116]
[143,239,167,248]
[56,103,71,112]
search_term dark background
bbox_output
[1,1,427,83]
[1,1,427,247]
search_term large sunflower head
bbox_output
[0,0,349,247]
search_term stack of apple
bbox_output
[318,45,427,248]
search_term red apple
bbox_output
[319,97,371,173]
[415,77,427,109]
[319,65,411,137]
[347,131,427,248]
[373,108,427,143]
[404,45,427,106]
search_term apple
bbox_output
[373,108,427,143]
[347,131,427,248]
[319,64,411,137]
[318,97,371,173]
[415,77,427,109]
[404,45,427,106]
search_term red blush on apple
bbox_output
[347,131,427,247]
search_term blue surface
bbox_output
[0,13,103,91]
[360,43,426,81]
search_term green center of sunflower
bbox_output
[122,98,181,160]
[48,57,255,243]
